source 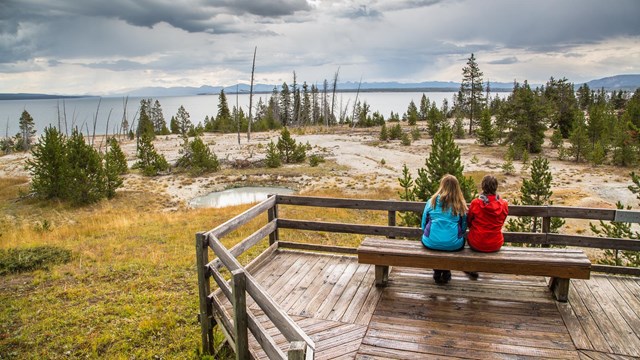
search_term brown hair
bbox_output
[429,174,468,216]
[481,174,498,195]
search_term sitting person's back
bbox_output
[467,175,509,252]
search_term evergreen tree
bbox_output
[406,100,419,125]
[576,83,592,111]
[300,82,311,125]
[611,119,637,166]
[568,113,590,162]
[176,136,219,175]
[505,81,547,156]
[453,112,465,139]
[265,141,281,168]
[590,172,640,267]
[544,77,579,138]
[175,105,192,136]
[280,83,291,127]
[506,157,564,237]
[18,110,36,151]
[134,133,169,176]
[104,138,126,198]
[276,127,305,163]
[65,129,106,205]
[475,107,495,146]
[216,90,232,132]
[151,100,167,134]
[589,141,606,166]
[389,123,402,140]
[426,102,444,138]
[27,126,67,200]
[137,107,155,140]
[550,128,563,149]
[397,164,420,225]
[501,146,515,175]
[170,116,180,134]
[419,94,429,121]
[379,123,389,141]
[401,132,411,146]
[413,125,475,203]
[460,53,484,134]
[105,137,128,175]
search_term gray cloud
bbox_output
[488,57,518,65]
[341,5,383,19]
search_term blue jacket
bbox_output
[421,196,467,251]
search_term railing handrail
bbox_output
[275,195,640,223]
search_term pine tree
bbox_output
[379,123,389,141]
[18,110,36,151]
[27,126,67,200]
[389,123,402,140]
[426,102,443,138]
[397,164,420,225]
[550,128,563,149]
[506,157,564,238]
[175,105,192,136]
[137,106,155,140]
[104,138,126,198]
[151,100,167,135]
[65,129,106,205]
[134,133,169,176]
[568,113,590,162]
[276,127,305,163]
[105,137,128,175]
[475,107,495,146]
[170,116,180,134]
[505,81,547,155]
[413,125,475,203]
[280,83,291,127]
[176,136,219,175]
[216,90,232,132]
[544,77,579,138]
[453,112,465,139]
[460,53,484,134]
[265,141,281,168]
[406,100,418,126]
[401,132,411,146]
[419,94,429,121]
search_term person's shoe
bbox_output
[465,271,479,279]
[433,270,443,284]
[440,270,452,284]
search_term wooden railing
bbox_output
[196,194,640,358]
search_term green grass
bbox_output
[0,176,396,359]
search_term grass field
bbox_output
[0,177,397,359]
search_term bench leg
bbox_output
[375,265,389,287]
[549,277,570,302]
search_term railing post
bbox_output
[287,341,307,360]
[196,232,214,355]
[268,196,279,245]
[388,210,396,239]
[232,269,249,360]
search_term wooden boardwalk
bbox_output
[217,250,640,359]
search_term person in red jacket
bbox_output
[466,175,509,278]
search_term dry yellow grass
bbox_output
[0,177,395,359]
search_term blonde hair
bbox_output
[429,174,468,216]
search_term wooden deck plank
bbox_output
[556,299,594,351]
[295,257,351,317]
[566,280,614,353]
[340,265,377,324]
[327,264,371,322]
[288,256,347,316]
[268,254,322,304]
[586,276,640,357]
[315,262,361,319]
[612,277,640,319]
[572,280,627,355]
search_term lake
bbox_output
[0,91,495,137]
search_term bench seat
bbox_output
[357,237,591,302]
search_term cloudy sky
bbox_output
[1,0,639,95]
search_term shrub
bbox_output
[309,154,325,167]
[400,132,411,146]
[176,136,220,175]
[389,123,402,140]
[0,246,72,275]
[276,127,306,163]
[265,141,281,168]
[133,133,169,176]
[379,123,389,141]
[410,127,421,140]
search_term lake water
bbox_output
[0,91,506,137]
[189,186,294,208]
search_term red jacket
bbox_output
[467,194,509,252]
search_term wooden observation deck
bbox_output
[196,195,640,359]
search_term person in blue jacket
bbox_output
[421,174,468,284]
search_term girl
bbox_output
[421,174,468,284]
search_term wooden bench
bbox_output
[357,237,591,302]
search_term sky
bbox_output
[1,0,640,95]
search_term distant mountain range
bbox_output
[2,75,638,100]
